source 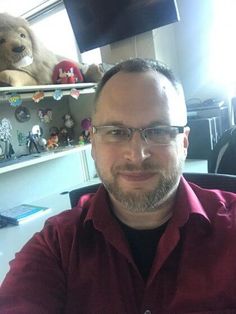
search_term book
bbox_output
[0,204,50,225]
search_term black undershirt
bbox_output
[118,219,169,281]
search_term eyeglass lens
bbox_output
[94,126,181,145]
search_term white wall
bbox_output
[100,0,232,104]
[153,24,179,78]
[100,30,156,64]
[174,0,228,101]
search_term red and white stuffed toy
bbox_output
[52,60,84,84]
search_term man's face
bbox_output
[91,70,189,213]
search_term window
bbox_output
[0,0,101,64]
[210,0,236,87]
[30,8,80,62]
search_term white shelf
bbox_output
[0,144,91,175]
[0,82,96,94]
[0,83,96,100]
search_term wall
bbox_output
[68,91,95,138]
[174,0,229,101]
[0,95,70,157]
[100,30,156,64]
[0,90,95,158]
[153,24,179,78]
[100,0,231,105]
[0,89,96,209]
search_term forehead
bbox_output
[94,70,186,126]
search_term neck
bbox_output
[110,191,176,230]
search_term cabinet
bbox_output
[0,83,97,209]
[187,101,230,159]
[187,101,230,136]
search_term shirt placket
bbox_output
[140,224,181,313]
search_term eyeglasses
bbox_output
[92,125,185,145]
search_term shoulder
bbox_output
[189,182,236,223]
[44,196,94,236]
[46,207,84,226]
[189,181,236,204]
[31,193,95,248]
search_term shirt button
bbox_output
[144,310,151,314]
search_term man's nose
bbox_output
[123,131,151,163]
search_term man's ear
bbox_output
[183,126,190,156]
[90,127,96,160]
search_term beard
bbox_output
[95,157,185,213]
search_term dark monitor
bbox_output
[63,0,179,53]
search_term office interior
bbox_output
[0,0,235,282]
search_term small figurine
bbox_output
[0,118,15,159]
[32,91,45,103]
[63,113,74,129]
[80,118,91,144]
[38,109,53,123]
[78,135,85,145]
[27,131,40,153]
[70,88,80,99]
[52,60,84,84]
[62,113,75,142]
[58,127,68,146]
[38,137,47,150]
[47,133,59,149]
[27,125,46,153]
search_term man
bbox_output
[1,58,236,313]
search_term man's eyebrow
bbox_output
[147,121,169,127]
[98,121,126,126]
[96,121,169,127]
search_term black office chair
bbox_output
[70,183,101,208]
[208,126,236,175]
[232,97,236,125]
[69,172,236,207]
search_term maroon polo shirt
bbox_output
[1,177,236,313]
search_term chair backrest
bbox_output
[232,97,236,124]
[183,172,236,193]
[208,126,236,175]
[69,183,101,208]
[69,173,236,207]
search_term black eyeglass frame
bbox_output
[92,125,186,145]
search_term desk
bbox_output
[0,178,101,283]
[185,159,208,173]
[0,192,71,282]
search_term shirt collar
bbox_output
[170,176,211,229]
[83,185,113,227]
[81,176,211,230]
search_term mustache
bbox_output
[112,162,161,172]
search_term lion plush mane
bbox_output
[0,13,103,87]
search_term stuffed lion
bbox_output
[0,13,103,87]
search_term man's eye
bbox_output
[149,128,168,136]
[108,129,126,136]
